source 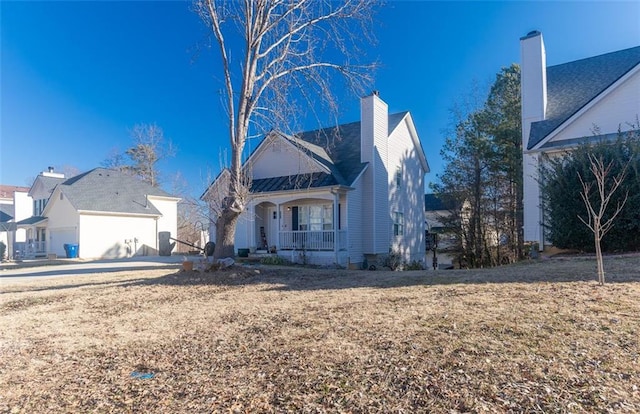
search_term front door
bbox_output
[266,207,279,249]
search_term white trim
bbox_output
[391,113,430,173]
[247,131,332,175]
[146,194,181,202]
[77,210,161,218]
[531,63,640,151]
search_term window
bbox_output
[33,199,47,215]
[395,166,402,187]
[393,212,404,236]
[296,205,333,231]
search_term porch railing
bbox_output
[279,230,347,251]
[13,241,46,259]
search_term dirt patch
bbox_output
[1,255,639,412]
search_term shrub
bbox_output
[260,255,290,265]
[383,250,403,270]
[0,241,5,261]
[540,133,640,252]
[404,260,424,270]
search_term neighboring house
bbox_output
[0,184,31,259]
[424,193,456,269]
[203,93,430,268]
[16,168,180,259]
[520,31,640,249]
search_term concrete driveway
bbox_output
[0,255,188,282]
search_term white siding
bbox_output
[548,69,640,144]
[79,214,157,259]
[13,191,32,222]
[13,191,32,244]
[520,31,547,141]
[522,152,543,245]
[148,196,179,253]
[388,120,426,264]
[360,93,389,254]
[347,176,364,267]
[252,136,323,180]
[233,210,251,252]
[46,192,80,256]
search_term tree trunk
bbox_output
[214,208,241,260]
[594,226,605,285]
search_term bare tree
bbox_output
[195,0,376,259]
[577,154,629,285]
[102,123,174,187]
[126,124,175,187]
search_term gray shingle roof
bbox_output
[58,168,176,216]
[291,111,409,186]
[31,175,65,197]
[15,216,47,226]
[0,203,14,222]
[0,210,13,222]
[528,45,640,149]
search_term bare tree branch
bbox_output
[577,153,629,285]
[195,0,377,259]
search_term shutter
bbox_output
[292,206,299,231]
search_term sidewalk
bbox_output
[0,254,190,271]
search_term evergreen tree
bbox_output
[540,132,640,252]
[432,65,522,268]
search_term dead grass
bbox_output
[1,255,639,413]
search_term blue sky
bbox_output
[2,1,639,197]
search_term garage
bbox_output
[49,227,77,258]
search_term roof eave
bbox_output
[77,210,162,218]
[530,62,640,151]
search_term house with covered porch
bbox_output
[203,93,430,268]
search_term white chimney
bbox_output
[360,91,388,165]
[360,91,389,254]
[520,31,547,248]
[520,30,547,148]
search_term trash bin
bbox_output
[65,243,79,259]
[238,248,249,258]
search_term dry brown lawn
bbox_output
[1,254,639,413]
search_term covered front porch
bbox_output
[242,191,348,265]
[15,216,48,259]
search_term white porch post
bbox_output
[276,202,281,250]
[333,191,339,264]
[249,202,255,251]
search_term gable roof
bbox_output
[528,45,640,149]
[52,168,177,216]
[29,175,66,198]
[206,111,418,195]
[290,111,409,186]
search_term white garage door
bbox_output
[50,228,77,257]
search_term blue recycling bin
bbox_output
[64,243,79,258]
